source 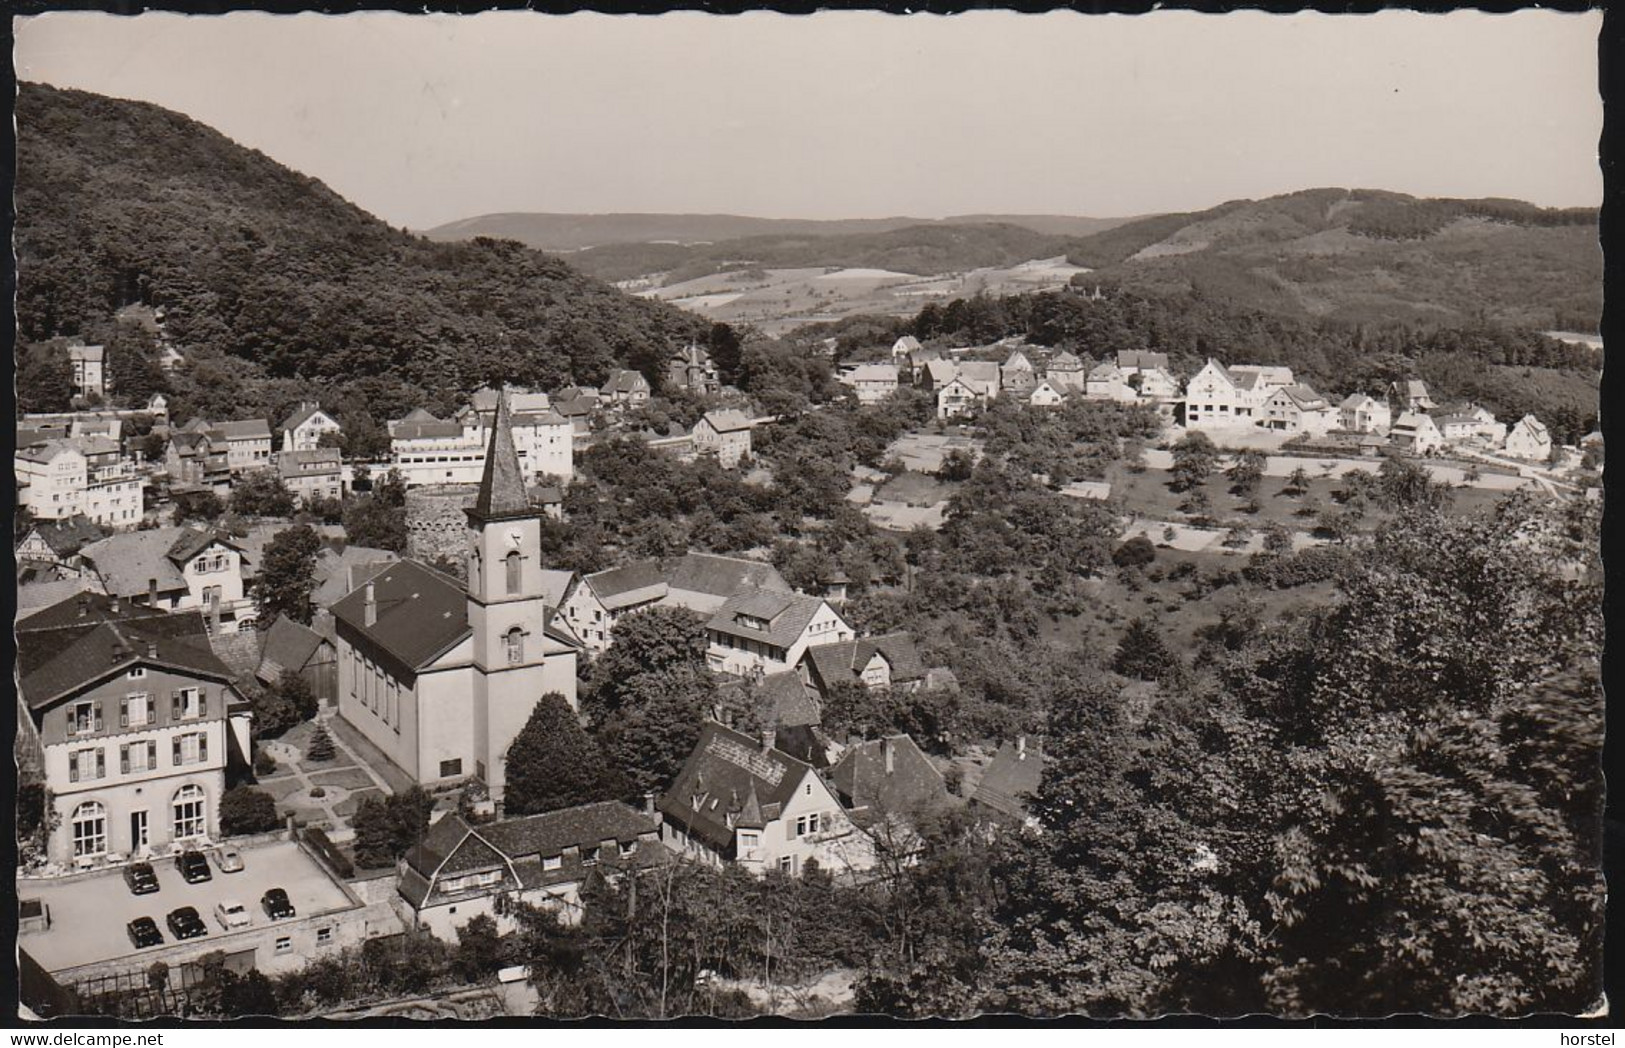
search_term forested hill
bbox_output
[1061,187,1602,332]
[14,82,711,419]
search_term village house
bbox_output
[1228,364,1295,390]
[79,526,255,631]
[254,615,338,705]
[1115,349,1169,376]
[706,587,854,676]
[1259,384,1339,436]
[1025,379,1068,408]
[15,517,107,579]
[276,448,345,507]
[180,418,274,474]
[397,801,662,939]
[1389,411,1445,456]
[691,409,755,467]
[667,343,722,395]
[937,375,985,420]
[920,358,961,391]
[658,722,874,877]
[1431,401,1507,446]
[1338,394,1392,434]
[890,335,922,362]
[332,395,582,800]
[602,368,652,408]
[1044,350,1088,393]
[1182,359,1273,428]
[839,362,900,405]
[563,552,793,656]
[164,430,232,493]
[969,736,1046,829]
[1502,414,1553,461]
[798,632,928,700]
[1084,362,1137,402]
[280,402,342,452]
[999,350,1037,395]
[389,409,487,487]
[66,339,107,401]
[17,437,143,530]
[827,735,949,833]
[496,406,574,483]
[1389,379,1437,414]
[1135,366,1182,402]
[16,593,246,867]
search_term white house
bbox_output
[1026,380,1068,408]
[1389,411,1444,456]
[67,340,106,401]
[1183,360,1257,427]
[658,722,874,877]
[1259,385,1339,436]
[1084,363,1137,402]
[839,363,900,405]
[705,587,853,676]
[80,526,254,628]
[1338,394,1392,434]
[1045,351,1088,393]
[691,409,755,468]
[937,376,986,420]
[16,437,142,530]
[280,402,342,452]
[1502,415,1553,461]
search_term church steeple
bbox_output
[468,387,533,523]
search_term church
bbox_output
[331,391,582,801]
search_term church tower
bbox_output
[465,389,578,800]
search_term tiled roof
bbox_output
[19,610,233,711]
[211,419,273,441]
[843,363,898,383]
[1271,384,1329,409]
[15,577,101,617]
[804,633,927,691]
[755,669,823,728]
[1515,414,1549,438]
[707,587,833,650]
[535,569,577,609]
[276,449,342,477]
[1339,393,1377,409]
[79,527,221,598]
[280,403,329,432]
[1048,350,1084,370]
[605,369,650,395]
[956,361,1000,389]
[255,615,329,682]
[1116,350,1168,370]
[584,561,669,610]
[923,359,960,385]
[22,516,107,558]
[828,734,947,822]
[390,417,467,440]
[700,409,754,434]
[16,440,78,465]
[664,552,788,603]
[480,801,658,862]
[329,559,472,673]
[971,739,1046,820]
[658,722,812,851]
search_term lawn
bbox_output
[308,766,376,790]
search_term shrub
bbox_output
[253,748,278,777]
[1112,535,1157,569]
[220,785,280,836]
[302,826,355,879]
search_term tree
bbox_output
[252,670,318,740]
[219,785,280,836]
[342,494,407,553]
[1112,536,1157,569]
[1282,466,1311,497]
[254,525,322,626]
[230,469,296,518]
[172,488,224,524]
[1169,431,1219,493]
[937,449,976,483]
[1226,450,1267,497]
[16,345,73,413]
[455,913,506,982]
[504,693,615,817]
[351,786,435,869]
[1111,617,1176,681]
[305,723,336,762]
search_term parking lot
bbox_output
[18,839,357,973]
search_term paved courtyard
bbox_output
[256,714,406,841]
[17,839,355,973]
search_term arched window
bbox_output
[469,547,481,590]
[504,551,522,595]
[173,784,206,841]
[71,801,107,858]
[505,627,524,665]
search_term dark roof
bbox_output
[1116,349,1168,370]
[211,419,273,441]
[329,560,472,673]
[658,722,812,851]
[18,610,234,712]
[469,389,534,522]
[16,590,168,633]
[970,739,1046,820]
[281,403,332,432]
[584,561,669,610]
[755,669,823,728]
[828,735,948,822]
[20,516,107,558]
[604,369,650,395]
[802,633,926,692]
[255,615,330,683]
[481,801,658,861]
[664,552,789,601]
[706,587,834,650]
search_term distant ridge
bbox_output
[422,211,1137,251]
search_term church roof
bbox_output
[469,389,534,522]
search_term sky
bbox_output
[14,10,1604,230]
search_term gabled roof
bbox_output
[673,342,714,366]
[1339,393,1379,410]
[971,738,1046,820]
[828,734,947,822]
[18,610,234,712]
[1269,384,1330,410]
[604,369,651,394]
[754,669,823,729]
[1048,350,1084,371]
[843,363,899,384]
[803,633,927,691]
[15,577,100,617]
[1513,414,1550,439]
[699,409,754,434]
[469,389,534,522]
[658,722,814,851]
[67,342,105,363]
[664,552,788,603]
[20,516,107,558]
[255,615,330,683]
[281,403,335,432]
[955,361,1000,389]
[923,359,960,385]
[708,587,836,651]
[891,335,922,353]
[16,589,166,633]
[211,419,273,441]
[276,448,343,476]
[1001,350,1033,371]
[584,561,669,611]
[1087,362,1127,381]
[1116,350,1168,370]
[79,527,227,598]
[15,440,80,466]
[329,560,472,673]
[479,801,657,863]
[1392,411,1439,434]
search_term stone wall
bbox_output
[404,484,476,577]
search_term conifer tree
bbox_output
[505,693,612,817]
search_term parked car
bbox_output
[214,899,252,931]
[215,847,245,874]
[176,850,212,884]
[261,887,296,921]
[127,916,164,949]
[123,861,160,895]
[166,906,208,940]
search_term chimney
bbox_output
[760,727,776,754]
[363,582,377,627]
[110,643,126,665]
[642,792,657,818]
[884,737,895,776]
[1017,735,1027,762]
[148,578,159,607]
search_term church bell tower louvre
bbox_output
[464,387,578,799]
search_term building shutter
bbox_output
[95,749,106,779]
[172,691,183,719]
[120,698,129,728]
[199,734,208,763]
[93,701,103,732]
[148,741,158,768]
[173,737,183,765]
[121,745,131,775]
[69,752,79,782]
[199,691,208,718]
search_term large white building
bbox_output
[390,395,573,489]
[705,587,854,676]
[336,393,583,800]
[1183,359,1293,429]
[16,436,142,530]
